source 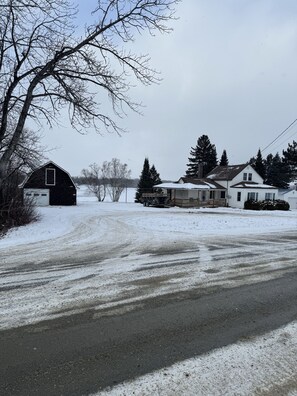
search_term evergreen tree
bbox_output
[254,149,266,179]
[135,158,151,202]
[135,159,162,202]
[150,165,162,186]
[265,153,291,188]
[219,149,229,166]
[282,140,297,180]
[186,135,217,178]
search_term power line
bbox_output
[261,118,297,153]
[267,129,297,153]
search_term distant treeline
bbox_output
[72,176,173,188]
[72,176,140,188]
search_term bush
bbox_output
[0,176,39,235]
[273,200,290,211]
[244,200,260,210]
[244,199,290,211]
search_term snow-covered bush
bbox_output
[244,199,290,211]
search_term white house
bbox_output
[207,164,278,209]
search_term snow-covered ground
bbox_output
[1,186,297,248]
[96,320,297,396]
[1,187,297,395]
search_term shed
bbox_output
[278,185,297,209]
[22,161,76,206]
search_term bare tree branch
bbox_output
[0,0,179,183]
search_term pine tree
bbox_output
[135,159,162,202]
[135,158,151,202]
[219,150,229,166]
[253,149,266,179]
[282,140,297,180]
[186,135,217,178]
[150,165,162,186]
[265,153,291,188]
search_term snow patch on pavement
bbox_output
[96,321,297,396]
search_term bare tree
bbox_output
[82,162,108,202]
[82,158,131,202]
[3,128,45,179]
[0,0,179,185]
[106,158,131,202]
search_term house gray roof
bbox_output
[206,164,248,181]
[178,177,226,190]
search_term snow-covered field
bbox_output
[1,187,297,395]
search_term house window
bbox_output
[247,192,258,201]
[248,173,252,181]
[210,191,215,199]
[265,193,275,200]
[243,173,247,181]
[45,168,56,186]
[220,191,226,199]
[237,192,241,201]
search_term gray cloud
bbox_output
[41,0,297,180]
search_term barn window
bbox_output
[26,193,32,196]
[45,168,56,186]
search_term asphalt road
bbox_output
[1,269,297,396]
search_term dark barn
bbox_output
[23,161,77,206]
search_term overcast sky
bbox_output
[40,0,297,180]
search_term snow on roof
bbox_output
[207,173,217,179]
[204,182,217,189]
[231,182,277,189]
[245,184,276,189]
[154,182,210,190]
[163,178,225,190]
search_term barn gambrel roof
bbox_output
[20,161,76,188]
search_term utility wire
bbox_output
[261,118,297,153]
[268,129,297,153]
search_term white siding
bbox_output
[231,165,263,185]
[225,165,267,208]
[228,187,278,209]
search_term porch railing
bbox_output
[170,198,226,208]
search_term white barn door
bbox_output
[24,189,50,206]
